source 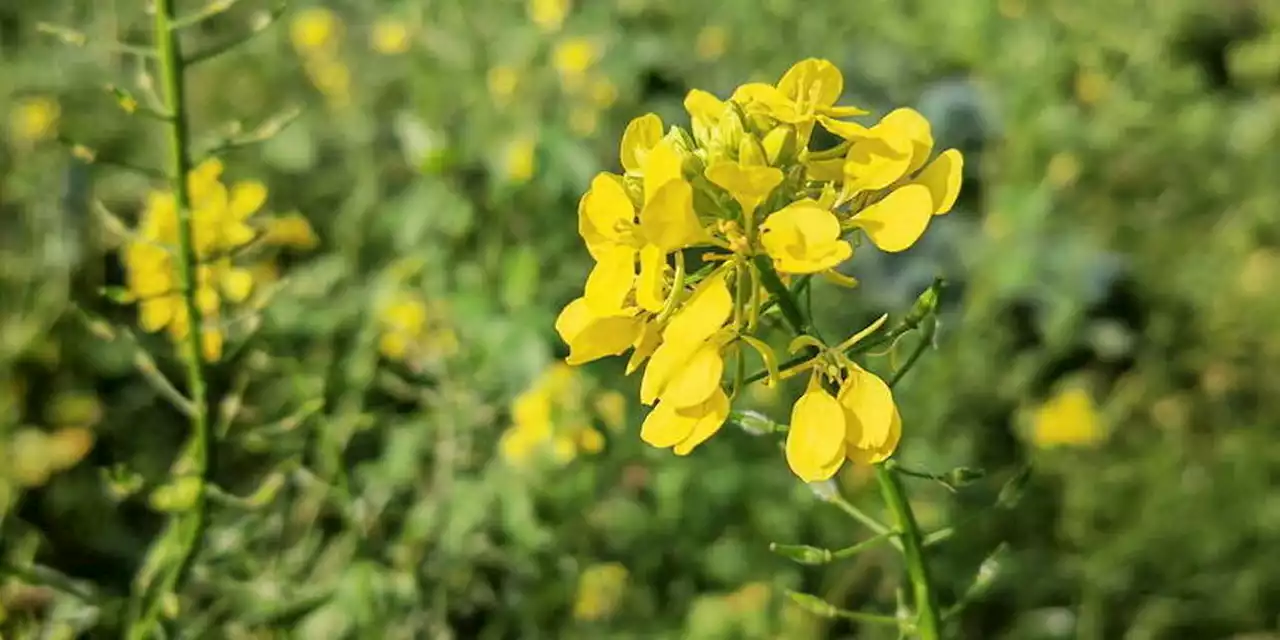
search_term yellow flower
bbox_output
[378,293,429,360]
[636,271,735,456]
[487,65,520,106]
[784,362,900,481]
[759,200,853,274]
[371,18,412,55]
[502,135,537,184]
[290,7,341,54]
[814,108,964,253]
[1031,387,1104,448]
[577,132,703,314]
[553,37,600,92]
[573,562,628,621]
[304,57,352,106]
[785,378,847,481]
[731,58,867,146]
[122,158,267,361]
[6,427,95,488]
[529,0,571,32]
[695,25,728,61]
[500,363,605,466]
[262,212,320,250]
[9,95,60,145]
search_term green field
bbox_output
[2,1,1279,638]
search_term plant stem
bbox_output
[876,466,943,639]
[126,2,211,636]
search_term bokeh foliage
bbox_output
[2,0,1279,638]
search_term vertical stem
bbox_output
[876,466,943,639]
[127,2,211,637]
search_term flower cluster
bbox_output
[290,7,351,106]
[122,158,317,361]
[376,291,458,364]
[555,58,963,482]
[498,363,622,467]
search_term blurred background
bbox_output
[3,0,1280,638]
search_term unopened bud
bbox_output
[785,591,837,618]
[945,466,986,487]
[762,125,798,166]
[770,543,833,565]
[715,102,747,156]
[738,134,768,167]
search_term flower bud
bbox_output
[762,124,799,166]
[738,134,768,167]
[715,102,747,156]
[770,543,833,565]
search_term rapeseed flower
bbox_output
[553,58,963,481]
[8,95,60,145]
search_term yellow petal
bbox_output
[625,320,662,375]
[777,58,843,109]
[581,173,636,257]
[662,269,732,347]
[847,408,901,465]
[879,108,934,174]
[638,180,702,252]
[229,180,268,220]
[843,137,913,193]
[636,244,667,312]
[139,297,175,332]
[221,267,254,303]
[642,140,683,204]
[620,113,664,174]
[565,314,644,366]
[555,297,592,344]
[838,365,897,451]
[671,388,730,455]
[379,332,410,360]
[913,148,964,215]
[659,341,724,408]
[817,115,872,140]
[759,201,853,274]
[705,162,784,216]
[639,399,698,448]
[785,383,848,482]
[639,338,698,405]
[852,184,933,253]
[584,247,636,314]
[684,89,725,124]
[201,327,224,362]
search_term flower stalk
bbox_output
[125,2,211,636]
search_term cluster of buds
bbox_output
[555,58,963,482]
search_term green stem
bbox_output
[876,467,943,639]
[126,3,211,637]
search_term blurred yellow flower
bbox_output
[1075,69,1109,105]
[378,293,428,361]
[1031,387,1104,448]
[487,65,520,106]
[5,427,94,488]
[262,212,320,250]
[371,17,412,55]
[594,390,627,431]
[573,562,628,621]
[122,158,269,361]
[290,7,341,54]
[529,0,571,32]
[45,390,102,428]
[304,57,352,106]
[502,135,537,184]
[552,37,600,92]
[569,105,599,136]
[8,95,60,145]
[1047,152,1081,189]
[695,25,728,61]
[499,363,615,466]
[589,76,618,108]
